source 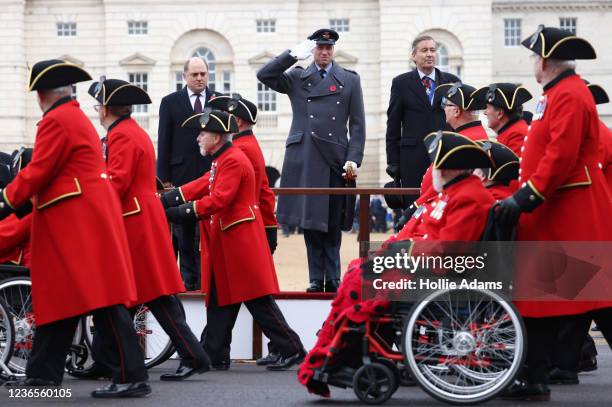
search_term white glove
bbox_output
[290,39,316,60]
[342,161,358,179]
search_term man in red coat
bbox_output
[586,82,612,190]
[162,109,305,371]
[0,60,149,397]
[472,83,532,156]
[67,78,210,381]
[496,27,612,401]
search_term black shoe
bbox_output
[324,280,340,293]
[91,382,151,398]
[579,356,598,372]
[266,350,306,371]
[160,364,209,381]
[306,280,324,293]
[68,363,112,380]
[5,377,61,387]
[549,368,579,385]
[500,380,550,401]
[256,352,281,366]
[211,360,230,371]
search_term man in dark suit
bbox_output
[157,57,221,290]
[385,35,459,207]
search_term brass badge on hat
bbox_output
[530,24,545,49]
[199,107,212,128]
[428,131,443,154]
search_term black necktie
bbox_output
[319,69,326,79]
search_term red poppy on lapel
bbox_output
[329,85,337,92]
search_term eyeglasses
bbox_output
[93,104,102,112]
[440,97,456,109]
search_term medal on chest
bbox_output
[430,199,447,221]
[101,137,108,162]
[209,161,218,185]
[413,205,427,219]
[533,95,547,121]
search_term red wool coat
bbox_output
[598,120,612,190]
[516,73,612,317]
[232,130,277,228]
[416,122,489,206]
[486,183,515,201]
[106,117,185,305]
[496,118,529,157]
[180,143,279,306]
[0,213,31,266]
[3,100,137,325]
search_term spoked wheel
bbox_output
[372,358,401,394]
[0,277,33,374]
[84,304,175,369]
[403,289,525,404]
[0,298,15,368]
[352,362,397,405]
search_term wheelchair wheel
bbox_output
[372,358,400,394]
[0,277,33,373]
[402,289,525,404]
[83,304,175,369]
[0,298,15,367]
[352,362,397,405]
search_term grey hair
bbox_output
[411,35,436,54]
[545,58,576,70]
[49,86,72,95]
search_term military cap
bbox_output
[476,140,519,183]
[10,147,33,179]
[209,94,258,124]
[471,83,533,112]
[584,81,609,105]
[181,108,238,134]
[308,28,339,45]
[88,77,151,106]
[27,59,92,91]
[436,82,484,111]
[424,131,494,169]
[522,25,596,60]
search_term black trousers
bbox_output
[173,219,201,288]
[201,277,303,363]
[26,304,147,384]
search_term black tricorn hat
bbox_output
[472,83,533,111]
[584,81,609,105]
[522,25,596,60]
[209,94,258,124]
[10,147,34,179]
[522,111,533,125]
[383,179,405,210]
[424,131,494,169]
[181,108,238,134]
[28,59,92,91]
[436,82,484,111]
[308,28,339,45]
[0,152,10,188]
[476,140,519,183]
[88,77,151,106]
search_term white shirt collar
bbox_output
[315,62,333,74]
[187,87,206,99]
[417,69,436,82]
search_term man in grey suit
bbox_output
[257,28,366,293]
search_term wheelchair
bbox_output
[311,287,525,405]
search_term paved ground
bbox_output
[2,345,611,406]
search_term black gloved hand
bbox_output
[160,188,185,210]
[385,164,399,178]
[165,202,197,224]
[265,227,278,255]
[494,195,522,227]
[397,203,418,230]
[0,189,15,221]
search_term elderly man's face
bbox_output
[313,44,334,69]
[413,39,436,72]
[484,104,503,131]
[183,58,208,94]
[197,130,220,156]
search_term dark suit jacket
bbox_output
[385,68,459,192]
[157,87,221,186]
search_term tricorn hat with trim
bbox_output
[471,83,533,111]
[308,28,339,45]
[584,81,609,105]
[424,131,494,169]
[181,108,238,134]
[522,25,596,60]
[28,59,92,91]
[436,82,484,111]
[209,94,258,124]
[476,140,519,183]
[88,77,151,106]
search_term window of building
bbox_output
[128,20,148,35]
[257,83,276,112]
[329,18,350,33]
[504,19,521,47]
[436,43,449,73]
[256,19,276,33]
[57,22,77,37]
[559,17,577,34]
[128,73,148,113]
[191,47,216,92]
[222,71,232,93]
[174,72,184,92]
